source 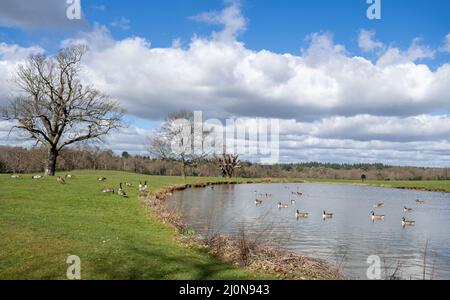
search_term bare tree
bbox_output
[1,45,124,176]
[218,154,241,178]
[149,111,211,179]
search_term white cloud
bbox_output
[441,33,450,53]
[406,38,435,61]
[0,43,44,102]
[190,0,246,42]
[358,29,384,52]
[67,27,450,122]
[279,115,450,143]
[111,17,131,31]
[377,38,435,67]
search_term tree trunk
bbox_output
[46,148,58,176]
[181,162,186,180]
[180,155,187,180]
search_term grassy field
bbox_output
[305,178,450,192]
[0,170,272,280]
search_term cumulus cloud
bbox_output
[190,0,247,42]
[406,38,435,61]
[377,38,435,67]
[111,17,131,31]
[358,29,384,52]
[63,26,450,122]
[0,42,44,102]
[0,0,87,30]
[279,115,450,143]
[441,33,450,53]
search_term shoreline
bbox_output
[141,179,345,280]
[304,179,450,194]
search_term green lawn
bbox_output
[305,178,450,192]
[0,171,271,280]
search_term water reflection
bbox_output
[167,183,450,279]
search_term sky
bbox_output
[1,0,450,167]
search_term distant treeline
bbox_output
[0,146,449,181]
[278,162,390,171]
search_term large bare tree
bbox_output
[1,45,124,176]
[218,154,241,178]
[149,111,211,179]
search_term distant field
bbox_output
[0,171,271,280]
[305,179,450,193]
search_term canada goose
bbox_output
[323,211,333,219]
[139,181,148,192]
[57,176,66,184]
[371,211,385,221]
[291,199,296,205]
[277,202,289,209]
[255,199,263,205]
[66,174,73,179]
[416,199,425,204]
[118,183,127,197]
[296,210,309,219]
[11,174,20,178]
[373,202,384,208]
[97,177,107,182]
[404,206,413,213]
[32,175,42,180]
[402,217,415,226]
[101,188,115,194]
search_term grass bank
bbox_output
[0,170,278,280]
[304,179,450,193]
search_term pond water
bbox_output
[167,183,450,279]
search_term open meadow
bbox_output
[0,171,271,280]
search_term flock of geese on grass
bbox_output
[11,173,149,199]
[99,178,149,198]
[253,186,425,227]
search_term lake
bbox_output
[167,183,450,279]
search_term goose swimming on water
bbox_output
[371,211,385,221]
[296,210,309,219]
[323,211,333,219]
[402,217,415,227]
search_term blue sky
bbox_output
[2,0,450,60]
[1,0,450,166]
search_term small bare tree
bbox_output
[149,111,211,179]
[1,45,124,176]
[218,154,241,178]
